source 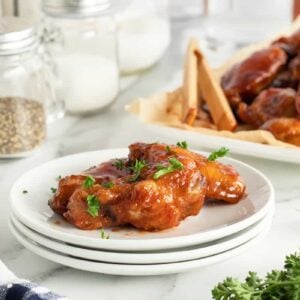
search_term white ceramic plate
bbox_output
[9,219,272,276]
[10,209,273,264]
[151,125,300,163]
[10,149,274,251]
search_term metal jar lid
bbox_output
[42,0,115,17]
[0,17,38,55]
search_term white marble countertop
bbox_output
[1,19,300,300]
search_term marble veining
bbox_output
[1,19,300,300]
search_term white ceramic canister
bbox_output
[116,0,170,75]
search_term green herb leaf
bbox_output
[212,252,300,300]
[86,194,100,217]
[56,175,62,181]
[153,157,184,180]
[176,141,188,149]
[156,163,165,170]
[166,145,171,153]
[83,175,96,189]
[22,190,28,194]
[207,147,229,161]
[50,187,57,193]
[128,159,147,182]
[102,181,114,189]
[100,228,110,239]
[113,159,125,170]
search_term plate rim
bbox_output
[10,208,273,264]
[9,218,272,276]
[10,148,275,251]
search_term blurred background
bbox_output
[0,0,298,158]
[0,1,296,23]
[0,1,296,40]
[1,0,297,62]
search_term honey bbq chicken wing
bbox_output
[221,46,287,108]
[273,28,300,57]
[50,143,208,231]
[49,143,246,231]
[272,70,298,89]
[272,55,300,89]
[129,143,246,204]
[196,158,246,204]
[49,161,129,216]
[237,87,298,128]
[261,118,300,146]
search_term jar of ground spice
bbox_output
[0,17,53,158]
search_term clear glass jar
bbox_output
[169,0,206,21]
[116,0,170,74]
[42,0,119,115]
[203,0,292,47]
[0,17,54,158]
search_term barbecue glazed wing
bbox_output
[296,86,300,114]
[196,159,245,204]
[50,143,207,231]
[273,28,300,57]
[237,87,297,128]
[288,55,300,81]
[261,118,300,146]
[271,56,300,89]
[50,161,129,216]
[221,46,287,107]
[129,143,246,204]
[49,143,246,231]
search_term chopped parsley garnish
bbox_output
[56,175,62,181]
[113,159,125,170]
[50,187,57,193]
[22,190,28,194]
[83,175,96,188]
[153,157,184,180]
[212,252,300,299]
[102,181,114,189]
[176,141,188,149]
[128,159,147,182]
[86,194,100,217]
[100,228,110,239]
[166,145,171,153]
[207,147,229,161]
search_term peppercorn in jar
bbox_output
[0,17,56,158]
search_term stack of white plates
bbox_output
[9,149,275,276]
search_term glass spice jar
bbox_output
[116,0,170,74]
[42,0,120,115]
[0,17,54,158]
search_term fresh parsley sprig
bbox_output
[128,159,147,182]
[176,141,188,149]
[100,228,110,239]
[50,187,57,193]
[208,147,229,161]
[102,181,114,189]
[83,175,96,188]
[212,252,300,300]
[86,194,100,217]
[113,159,125,170]
[153,157,184,180]
[166,145,171,153]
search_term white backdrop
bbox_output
[1,0,294,21]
